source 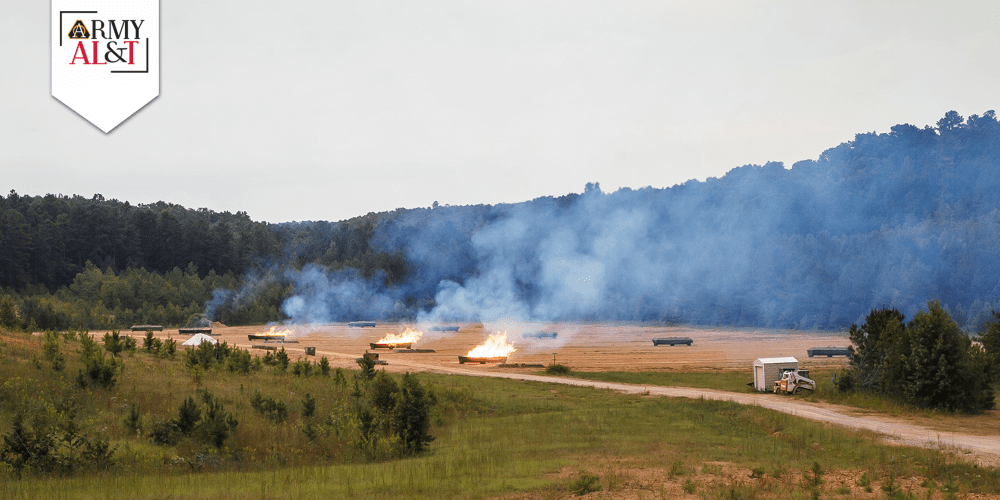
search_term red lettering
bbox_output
[70,41,89,64]
[124,40,139,65]
[92,41,107,65]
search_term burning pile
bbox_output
[248,326,292,341]
[370,327,423,349]
[459,332,516,364]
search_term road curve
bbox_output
[369,356,1000,465]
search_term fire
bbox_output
[261,326,292,337]
[377,327,423,345]
[466,332,516,357]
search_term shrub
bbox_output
[0,295,20,330]
[835,370,856,392]
[51,352,66,372]
[43,331,60,360]
[78,333,121,388]
[568,471,602,495]
[124,404,142,435]
[149,418,181,446]
[393,373,435,454]
[157,337,176,358]
[301,393,316,418]
[356,352,377,381]
[274,347,289,372]
[1,409,117,476]
[683,478,697,494]
[291,359,312,376]
[143,331,160,351]
[102,331,125,357]
[318,356,331,376]
[197,391,238,448]
[176,396,202,435]
[545,363,571,375]
[250,391,288,424]
[225,348,254,375]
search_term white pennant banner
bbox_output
[51,0,159,133]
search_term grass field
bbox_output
[2,329,999,499]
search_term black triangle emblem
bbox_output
[68,20,90,40]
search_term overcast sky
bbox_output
[3,1,998,223]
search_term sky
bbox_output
[2,1,998,223]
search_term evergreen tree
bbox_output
[901,301,994,411]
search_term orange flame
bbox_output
[260,326,292,337]
[467,332,516,357]
[377,327,423,345]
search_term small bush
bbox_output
[250,391,288,423]
[176,396,202,435]
[301,393,316,418]
[545,363,571,375]
[102,331,125,357]
[835,370,856,392]
[42,331,60,360]
[568,471,602,495]
[149,418,181,445]
[291,359,312,376]
[669,459,686,477]
[805,461,824,488]
[124,404,142,435]
[683,478,697,494]
[274,348,289,371]
[157,338,176,358]
[143,331,160,351]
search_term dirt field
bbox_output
[134,322,853,373]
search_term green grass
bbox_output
[3,329,1000,499]
[564,369,755,393]
[566,368,999,420]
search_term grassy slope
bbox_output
[2,330,999,499]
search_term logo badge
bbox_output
[51,1,159,133]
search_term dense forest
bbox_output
[3,110,1000,330]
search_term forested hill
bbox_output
[3,110,1000,330]
[0,194,281,290]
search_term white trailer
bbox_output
[752,357,799,392]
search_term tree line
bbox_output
[838,301,999,412]
[0,191,281,291]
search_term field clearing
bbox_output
[114,323,1000,459]
[6,325,1000,499]
[129,322,853,373]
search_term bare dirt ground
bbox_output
[127,322,1000,466]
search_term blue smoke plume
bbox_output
[230,111,1000,331]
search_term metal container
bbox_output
[369,342,412,350]
[652,337,693,346]
[458,356,507,364]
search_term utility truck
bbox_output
[773,368,816,395]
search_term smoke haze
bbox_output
[225,111,1000,331]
